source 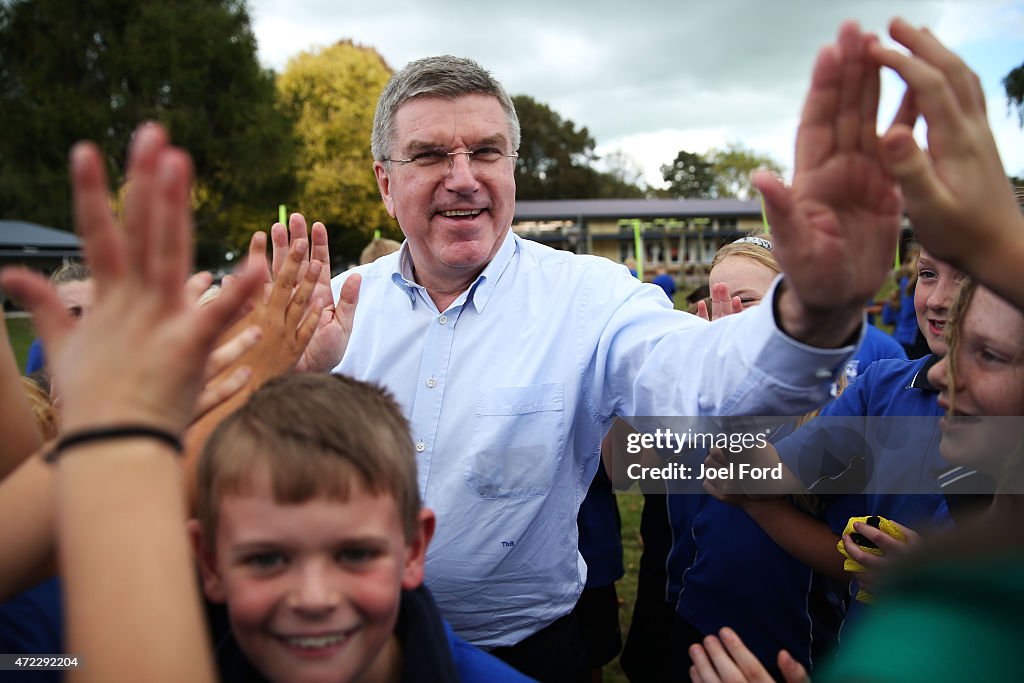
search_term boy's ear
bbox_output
[401,508,436,590]
[187,518,227,604]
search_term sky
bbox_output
[249,0,1024,189]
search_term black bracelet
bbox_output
[44,425,183,464]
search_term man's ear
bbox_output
[187,518,226,603]
[374,162,397,218]
[401,508,436,590]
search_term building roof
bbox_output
[513,198,762,221]
[0,220,81,258]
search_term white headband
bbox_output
[732,236,773,252]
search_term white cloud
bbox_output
[249,0,1024,185]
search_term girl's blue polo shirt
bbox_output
[665,356,952,672]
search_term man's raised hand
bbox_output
[758,21,902,348]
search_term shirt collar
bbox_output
[911,353,941,391]
[468,228,518,313]
[387,229,518,313]
[390,242,422,309]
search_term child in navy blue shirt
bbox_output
[191,373,533,683]
[706,248,966,648]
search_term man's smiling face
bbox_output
[374,94,516,290]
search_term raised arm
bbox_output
[869,18,1024,311]
[0,124,262,683]
[181,231,324,510]
[758,21,902,348]
[0,320,43,479]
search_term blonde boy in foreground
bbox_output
[190,373,533,683]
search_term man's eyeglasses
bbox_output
[383,147,519,171]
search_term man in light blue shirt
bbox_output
[285,25,902,682]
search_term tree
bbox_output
[1004,61,1024,127]
[512,95,644,199]
[661,150,715,198]
[707,143,784,200]
[661,144,783,200]
[0,0,296,267]
[276,40,396,262]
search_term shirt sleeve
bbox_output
[587,274,862,422]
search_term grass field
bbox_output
[5,316,35,372]
[607,495,643,682]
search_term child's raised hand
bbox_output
[696,283,744,322]
[212,235,325,389]
[256,214,360,373]
[0,124,264,436]
[870,19,1024,279]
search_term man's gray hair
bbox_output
[371,55,521,161]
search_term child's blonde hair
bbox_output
[21,376,59,440]
[709,234,779,275]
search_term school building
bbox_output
[512,198,766,283]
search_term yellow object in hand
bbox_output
[837,515,905,603]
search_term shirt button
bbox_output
[426,377,437,388]
[415,441,425,452]
[438,315,448,325]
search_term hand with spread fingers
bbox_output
[869,18,1024,312]
[217,233,324,386]
[181,234,326,510]
[689,627,810,683]
[756,21,902,348]
[0,127,263,436]
[258,214,361,373]
[0,123,264,683]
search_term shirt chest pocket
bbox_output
[465,383,566,499]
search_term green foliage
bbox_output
[1004,61,1024,127]
[661,143,783,200]
[661,150,715,198]
[708,142,783,200]
[513,95,644,199]
[0,0,296,267]
[276,40,397,262]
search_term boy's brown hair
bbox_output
[196,373,419,542]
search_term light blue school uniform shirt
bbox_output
[331,229,856,648]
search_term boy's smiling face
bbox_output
[195,473,431,683]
